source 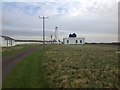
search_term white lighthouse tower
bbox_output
[55,27,58,41]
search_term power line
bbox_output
[39,16,48,44]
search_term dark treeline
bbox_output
[85,42,120,45]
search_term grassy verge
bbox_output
[2,44,40,57]
[3,45,50,88]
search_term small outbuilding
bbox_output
[0,35,16,47]
[63,33,85,44]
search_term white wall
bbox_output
[0,37,16,47]
[1,37,7,47]
[16,42,43,45]
[0,37,2,47]
[63,37,85,44]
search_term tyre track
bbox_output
[2,47,39,81]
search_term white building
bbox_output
[63,37,85,44]
[0,36,16,47]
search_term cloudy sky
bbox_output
[1,0,119,42]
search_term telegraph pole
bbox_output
[39,16,48,44]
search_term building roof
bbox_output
[1,35,14,40]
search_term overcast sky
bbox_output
[1,0,119,42]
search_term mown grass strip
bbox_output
[3,45,50,88]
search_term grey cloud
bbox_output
[1,1,118,42]
[2,29,43,36]
[2,28,66,37]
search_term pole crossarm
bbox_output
[39,16,49,19]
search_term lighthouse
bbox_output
[55,27,58,41]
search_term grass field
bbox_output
[2,44,119,88]
[3,45,49,88]
[2,44,38,57]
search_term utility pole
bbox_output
[39,16,48,44]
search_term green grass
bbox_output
[42,44,119,88]
[3,45,50,88]
[2,44,119,88]
[2,44,39,57]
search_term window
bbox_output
[80,40,82,43]
[67,40,69,43]
[76,40,78,43]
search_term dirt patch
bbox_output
[2,47,39,81]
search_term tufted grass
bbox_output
[2,44,119,88]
